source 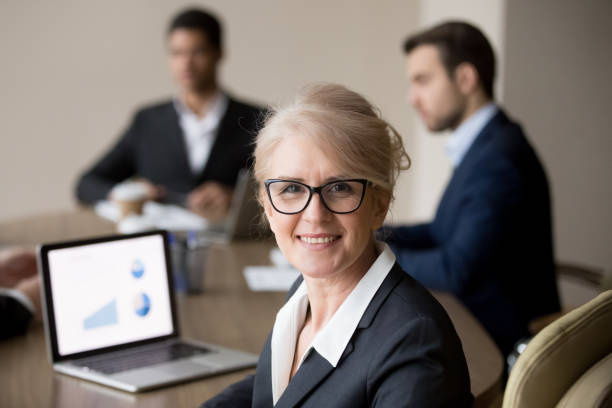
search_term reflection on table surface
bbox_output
[0,209,503,407]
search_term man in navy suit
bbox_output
[76,8,262,220]
[385,21,560,356]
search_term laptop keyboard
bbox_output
[75,342,211,375]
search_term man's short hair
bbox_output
[403,21,495,99]
[168,8,222,52]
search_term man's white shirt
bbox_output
[173,92,229,175]
[446,102,498,167]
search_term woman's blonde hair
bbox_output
[254,83,410,198]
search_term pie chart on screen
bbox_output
[131,259,145,279]
[134,292,151,317]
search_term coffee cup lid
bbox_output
[112,181,148,201]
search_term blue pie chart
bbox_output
[131,260,145,279]
[134,292,151,317]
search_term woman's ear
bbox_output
[262,195,276,233]
[371,190,391,231]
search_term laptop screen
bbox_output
[44,233,175,357]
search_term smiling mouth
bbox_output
[298,235,340,244]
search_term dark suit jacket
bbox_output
[203,264,473,408]
[76,96,263,204]
[385,109,560,356]
[0,294,33,340]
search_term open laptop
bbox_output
[38,230,258,392]
[192,169,266,244]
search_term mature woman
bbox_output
[203,84,472,407]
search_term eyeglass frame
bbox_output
[263,178,369,215]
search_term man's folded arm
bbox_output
[392,159,522,294]
[75,116,140,204]
[383,222,435,249]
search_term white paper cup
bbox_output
[112,182,148,218]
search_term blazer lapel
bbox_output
[435,109,507,221]
[274,351,335,408]
[163,103,194,181]
[274,265,404,407]
[357,263,404,329]
[199,98,236,182]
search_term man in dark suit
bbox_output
[385,21,560,356]
[0,248,40,340]
[76,8,262,220]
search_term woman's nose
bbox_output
[301,192,331,222]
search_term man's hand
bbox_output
[187,182,234,221]
[0,247,37,288]
[137,179,167,201]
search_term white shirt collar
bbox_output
[446,102,498,167]
[270,242,396,404]
[173,91,229,133]
[172,91,229,174]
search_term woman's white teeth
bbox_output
[300,236,337,244]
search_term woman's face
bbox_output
[262,134,390,282]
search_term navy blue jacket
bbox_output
[203,263,473,408]
[385,110,560,355]
[75,96,262,204]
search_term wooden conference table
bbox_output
[0,210,503,407]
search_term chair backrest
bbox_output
[503,290,612,408]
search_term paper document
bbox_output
[243,266,300,292]
[95,200,214,232]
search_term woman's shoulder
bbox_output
[382,264,448,312]
[368,263,460,339]
[356,264,473,407]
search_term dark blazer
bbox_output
[203,263,473,408]
[0,294,33,340]
[75,96,263,204]
[385,109,560,356]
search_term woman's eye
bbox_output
[281,183,304,194]
[329,182,351,193]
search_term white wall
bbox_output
[503,0,612,271]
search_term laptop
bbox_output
[190,169,266,244]
[37,230,258,392]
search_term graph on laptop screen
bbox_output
[47,234,174,356]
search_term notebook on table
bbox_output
[37,230,257,392]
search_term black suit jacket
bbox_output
[76,96,263,204]
[203,264,473,408]
[385,109,560,355]
[0,294,33,340]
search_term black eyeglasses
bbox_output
[264,179,369,215]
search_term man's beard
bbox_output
[429,104,465,132]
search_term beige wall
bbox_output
[503,0,612,271]
[1,0,506,225]
[0,0,419,221]
[5,0,607,274]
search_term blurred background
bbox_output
[1,0,610,274]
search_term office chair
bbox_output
[503,290,612,408]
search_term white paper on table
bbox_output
[243,266,300,292]
[94,200,214,231]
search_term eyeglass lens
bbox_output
[267,180,365,214]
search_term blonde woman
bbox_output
[203,84,472,407]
